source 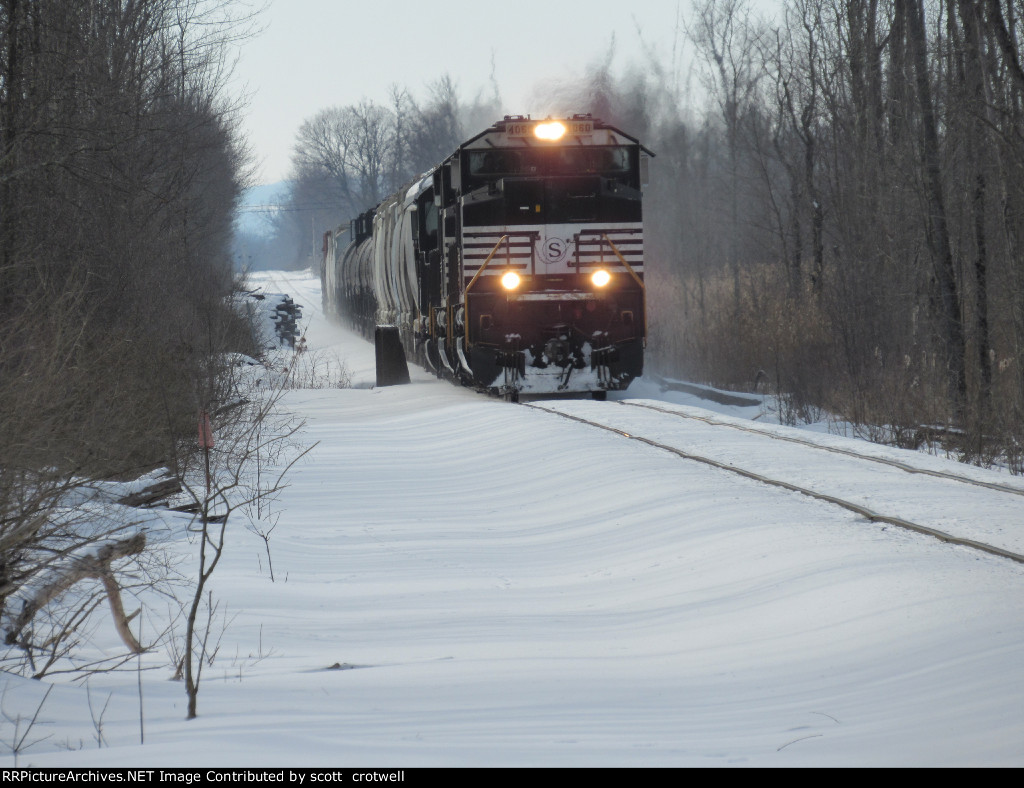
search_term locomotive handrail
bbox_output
[463,234,509,350]
[601,234,645,291]
[602,233,648,345]
[464,234,509,296]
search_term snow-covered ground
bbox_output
[3,269,1023,767]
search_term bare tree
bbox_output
[284,76,492,270]
[901,0,967,418]
[690,0,768,312]
[406,75,466,174]
[292,100,398,220]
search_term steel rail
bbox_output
[617,400,1024,498]
[523,403,1024,566]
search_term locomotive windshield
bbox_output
[461,144,642,225]
[465,146,637,189]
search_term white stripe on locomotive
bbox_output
[460,222,644,278]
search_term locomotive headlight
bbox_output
[591,269,612,288]
[501,270,522,290]
[535,121,566,141]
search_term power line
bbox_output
[237,204,348,214]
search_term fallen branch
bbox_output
[5,533,147,653]
[116,478,182,509]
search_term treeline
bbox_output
[675,0,1024,468]
[262,76,500,269]
[0,0,252,674]
[563,0,1024,469]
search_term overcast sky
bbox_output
[229,1,779,185]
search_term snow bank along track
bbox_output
[524,401,1024,566]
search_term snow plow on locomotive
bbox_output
[321,115,652,400]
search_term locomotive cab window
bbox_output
[464,146,638,191]
[554,147,631,178]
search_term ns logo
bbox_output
[538,236,570,266]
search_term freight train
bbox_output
[321,114,651,401]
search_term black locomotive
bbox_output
[321,114,651,400]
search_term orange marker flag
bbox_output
[198,411,215,449]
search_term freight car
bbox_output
[321,114,651,401]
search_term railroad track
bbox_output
[523,401,1024,566]
[616,400,1024,498]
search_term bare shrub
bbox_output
[167,340,313,719]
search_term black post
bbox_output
[375,325,411,387]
